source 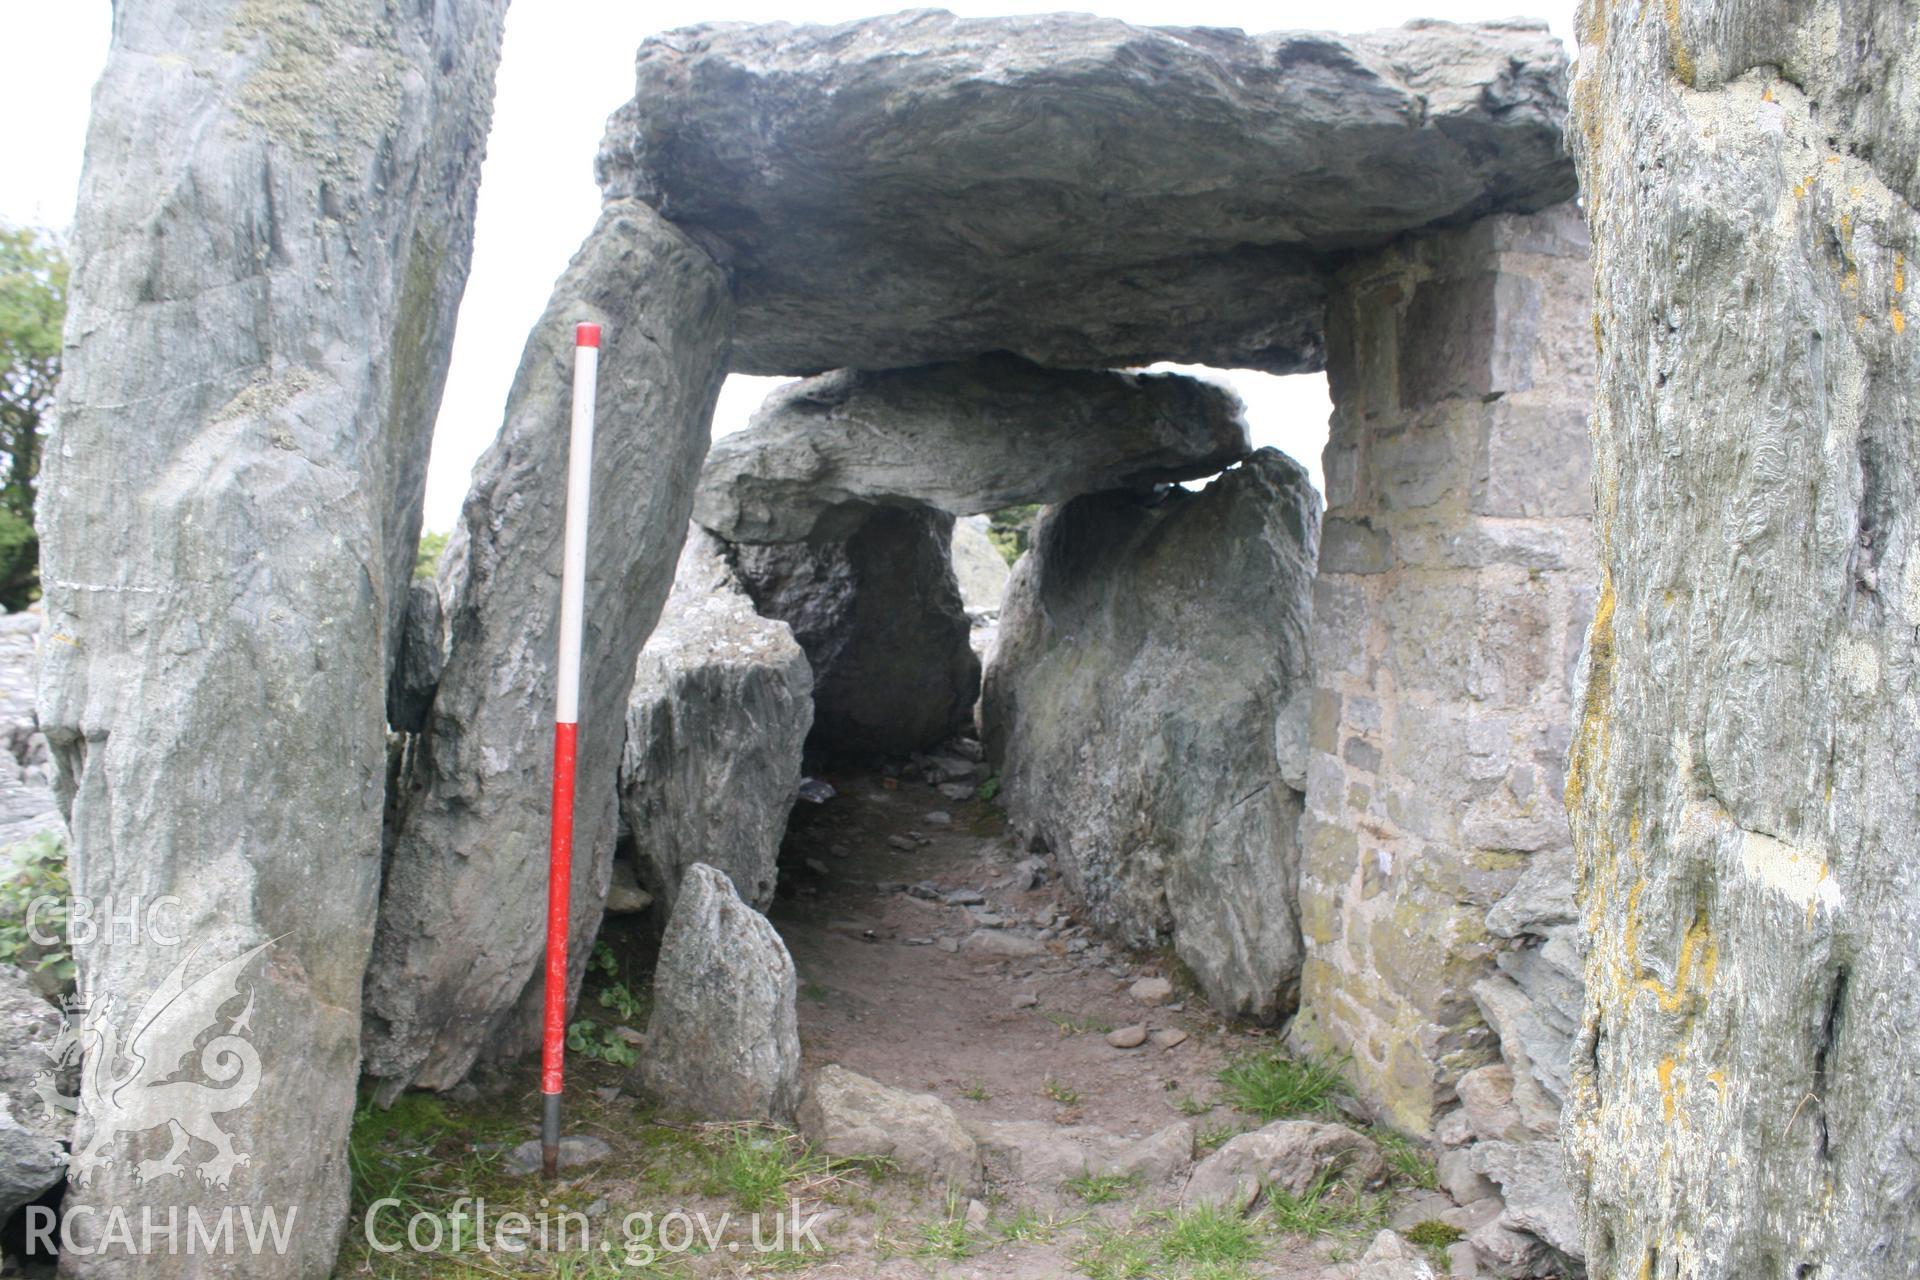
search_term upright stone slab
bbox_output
[365,202,733,1093]
[639,863,801,1123]
[983,451,1321,1021]
[36,1,506,1272]
[1569,2,1920,1274]
[1292,204,1597,1136]
[619,527,812,915]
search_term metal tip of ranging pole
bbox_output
[541,320,602,1180]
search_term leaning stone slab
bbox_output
[601,11,1575,374]
[693,357,1250,543]
[637,864,801,1123]
[365,201,733,1094]
[38,1,509,1272]
[796,1065,982,1193]
[619,527,812,914]
[984,451,1320,1020]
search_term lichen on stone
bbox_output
[226,0,407,178]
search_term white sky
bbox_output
[1,1,1575,531]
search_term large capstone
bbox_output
[1567,1,1920,1274]
[600,11,1576,374]
[730,506,979,759]
[618,527,812,915]
[983,451,1320,1021]
[37,1,509,1271]
[693,357,1250,543]
[638,863,802,1123]
[365,202,733,1095]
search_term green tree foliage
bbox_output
[986,503,1041,566]
[0,226,67,611]
[413,529,450,580]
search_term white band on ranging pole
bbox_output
[555,326,598,724]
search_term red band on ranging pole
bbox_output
[541,719,578,1097]
[541,321,600,1177]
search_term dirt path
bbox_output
[773,768,1242,1139]
[334,763,1466,1280]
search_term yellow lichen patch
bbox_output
[1639,910,1719,1014]
[1657,1055,1687,1124]
[1663,0,1696,86]
[1897,252,1908,294]
[1895,307,1907,334]
[1842,269,1859,293]
[1565,572,1618,817]
[1706,1069,1728,1103]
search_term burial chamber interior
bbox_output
[372,9,1598,1274]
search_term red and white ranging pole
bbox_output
[541,320,600,1179]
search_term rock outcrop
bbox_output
[1182,1119,1386,1213]
[0,965,70,1222]
[950,516,1010,617]
[638,864,801,1123]
[0,611,58,857]
[693,357,1250,543]
[600,11,1576,373]
[732,506,978,758]
[366,202,733,1094]
[38,1,509,1272]
[984,451,1320,1021]
[796,1065,982,1192]
[1567,1,1920,1274]
[618,528,811,914]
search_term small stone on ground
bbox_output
[505,1136,613,1176]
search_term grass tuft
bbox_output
[1265,1168,1389,1238]
[1374,1128,1439,1190]
[1158,1201,1262,1268]
[1064,1170,1139,1204]
[1074,1225,1156,1280]
[701,1125,841,1212]
[1215,1050,1346,1123]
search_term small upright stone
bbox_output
[638,865,801,1122]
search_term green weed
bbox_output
[1158,1201,1261,1268]
[1064,1170,1138,1204]
[1265,1168,1389,1238]
[1374,1129,1439,1190]
[1216,1050,1346,1123]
